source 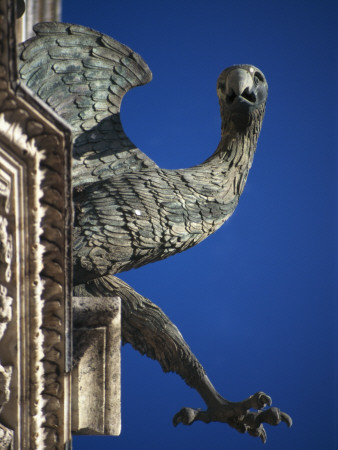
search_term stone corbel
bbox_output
[72,296,121,436]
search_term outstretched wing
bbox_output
[18,22,158,187]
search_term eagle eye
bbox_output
[254,72,264,85]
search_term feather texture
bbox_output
[18,22,157,188]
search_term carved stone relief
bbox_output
[0,0,72,447]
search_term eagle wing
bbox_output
[18,22,158,187]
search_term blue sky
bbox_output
[61,1,336,449]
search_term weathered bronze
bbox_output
[17,21,292,443]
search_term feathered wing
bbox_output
[18,22,158,187]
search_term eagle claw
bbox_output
[173,407,202,426]
[173,391,291,443]
[248,391,272,409]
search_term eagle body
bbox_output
[18,22,291,442]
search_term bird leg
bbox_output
[73,274,291,442]
[173,382,292,443]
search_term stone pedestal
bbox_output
[72,297,121,436]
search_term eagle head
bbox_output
[217,65,268,115]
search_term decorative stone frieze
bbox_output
[0,0,72,447]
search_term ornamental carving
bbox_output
[0,1,72,448]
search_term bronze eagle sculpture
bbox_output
[18,22,291,442]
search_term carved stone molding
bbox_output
[0,0,72,448]
[16,0,61,43]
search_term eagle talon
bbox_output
[252,392,272,409]
[173,393,291,443]
[173,407,201,426]
[252,406,293,428]
[247,424,267,443]
[258,426,267,444]
[281,411,293,427]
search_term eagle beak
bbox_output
[226,68,256,105]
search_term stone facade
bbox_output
[0,2,121,447]
[0,1,72,447]
[16,0,62,43]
